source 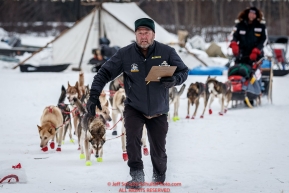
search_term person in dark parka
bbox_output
[86,18,188,189]
[230,7,267,66]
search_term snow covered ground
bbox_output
[0,63,289,193]
[0,30,289,193]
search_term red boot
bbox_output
[143,147,149,156]
[50,142,55,149]
[209,109,213,114]
[41,146,48,152]
[12,163,22,169]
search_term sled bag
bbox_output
[228,64,252,80]
[228,75,243,92]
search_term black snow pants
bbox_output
[123,105,168,175]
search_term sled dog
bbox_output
[169,84,186,121]
[111,88,149,161]
[205,76,232,115]
[73,97,111,165]
[57,85,73,142]
[66,72,86,149]
[37,106,64,152]
[186,82,208,119]
[109,73,124,106]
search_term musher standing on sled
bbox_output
[86,18,188,190]
[230,6,267,66]
[228,7,268,106]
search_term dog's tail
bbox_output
[80,84,90,103]
[58,85,66,104]
[85,84,90,95]
[73,97,86,116]
[177,84,186,96]
[79,72,84,88]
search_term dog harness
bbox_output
[47,106,53,113]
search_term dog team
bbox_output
[37,72,147,165]
[37,71,254,165]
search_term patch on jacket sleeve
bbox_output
[151,56,161,59]
[255,33,261,37]
[254,28,262,32]
[131,63,139,72]
[239,30,246,35]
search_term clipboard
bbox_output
[145,66,177,81]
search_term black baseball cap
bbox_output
[134,18,155,33]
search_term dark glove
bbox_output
[249,48,261,61]
[230,41,239,56]
[86,95,102,116]
[160,76,176,88]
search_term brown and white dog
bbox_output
[73,97,111,165]
[169,84,186,121]
[80,84,90,104]
[99,90,111,129]
[66,72,86,103]
[205,76,232,115]
[111,88,149,161]
[186,82,208,119]
[111,88,126,136]
[57,85,73,143]
[66,72,86,149]
[37,106,64,152]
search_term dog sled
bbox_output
[228,58,273,108]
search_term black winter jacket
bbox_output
[90,41,188,117]
[232,20,267,63]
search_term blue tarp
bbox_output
[188,66,228,76]
[261,59,271,68]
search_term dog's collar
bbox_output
[46,106,54,113]
[61,109,71,114]
[49,122,60,131]
[118,79,124,88]
[58,103,65,107]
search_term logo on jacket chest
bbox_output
[131,63,139,72]
[160,61,169,66]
